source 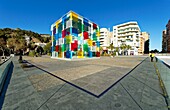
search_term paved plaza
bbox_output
[0,56,169,110]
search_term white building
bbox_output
[99,28,111,51]
[112,21,141,55]
[24,34,30,45]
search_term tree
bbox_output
[7,38,27,54]
[7,38,16,52]
[120,44,131,55]
[15,39,27,52]
[150,49,159,53]
[120,44,126,55]
[43,42,51,54]
[43,37,50,43]
[36,46,44,56]
[0,38,7,56]
[127,45,132,50]
[99,46,103,55]
[107,43,114,54]
[0,38,6,48]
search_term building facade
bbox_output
[162,30,167,52]
[141,32,150,54]
[166,20,170,52]
[51,11,100,59]
[99,28,111,51]
[138,35,145,54]
[112,21,141,55]
[162,20,170,53]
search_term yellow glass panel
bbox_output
[56,20,60,28]
[96,32,100,37]
[96,47,99,51]
[70,12,78,19]
[58,52,62,58]
[88,39,93,46]
[77,51,84,58]
[66,35,72,44]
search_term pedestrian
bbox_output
[149,53,154,62]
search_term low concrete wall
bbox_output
[0,58,12,94]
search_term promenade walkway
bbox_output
[156,56,170,106]
[0,56,168,110]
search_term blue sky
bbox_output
[1,0,170,51]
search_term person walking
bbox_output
[149,53,155,62]
[151,53,155,62]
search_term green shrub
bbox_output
[28,51,35,57]
[112,52,116,56]
[47,53,51,56]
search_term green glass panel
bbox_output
[83,44,88,52]
[93,33,97,41]
[61,44,66,52]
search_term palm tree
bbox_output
[99,46,103,55]
[107,43,114,54]
[126,45,131,55]
[127,45,131,50]
[120,44,126,55]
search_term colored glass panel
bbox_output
[83,31,89,39]
[88,51,92,58]
[96,47,99,51]
[65,35,72,44]
[87,39,93,46]
[83,44,88,52]
[96,32,100,37]
[96,52,100,57]
[93,23,97,29]
[56,45,59,52]
[93,33,97,41]
[62,30,66,38]
[77,50,83,58]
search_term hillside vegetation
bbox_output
[0,28,51,56]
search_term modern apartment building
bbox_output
[162,30,167,52]
[138,36,145,54]
[167,20,170,52]
[51,11,100,59]
[162,20,170,52]
[112,21,141,55]
[99,28,111,51]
